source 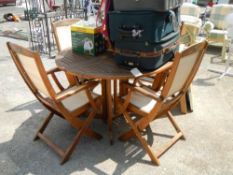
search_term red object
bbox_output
[208,1,214,7]
[97,0,112,49]
[0,0,16,5]
[48,0,55,9]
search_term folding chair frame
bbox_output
[7,42,102,165]
[117,41,208,165]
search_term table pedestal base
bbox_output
[101,80,113,144]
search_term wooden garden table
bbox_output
[56,50,134,143]
[56,50,188,143]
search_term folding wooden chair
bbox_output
[7,42,102,165]
[52,18,94,85]
[124,23,192,114]
[52,18,82,85]
[117,40,208,165]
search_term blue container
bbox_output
[108,8,180,44]
[113,33,179,71]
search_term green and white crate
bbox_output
[71,25,106,56]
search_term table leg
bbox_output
[101,80,107,120]
[180,86,193,114]
[119,80,128,97]
[106,80,113,144]
[114,80,118,114]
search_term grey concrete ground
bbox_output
[0,5,233,175]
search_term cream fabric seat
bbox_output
[123,86,161,113]
[18,53,98,113]
[123,91,157,113]
[207,29,227,42]
[59,86,98,112]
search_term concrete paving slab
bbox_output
[0,152,20,175]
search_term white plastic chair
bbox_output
[208,13,233,78]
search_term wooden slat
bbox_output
[156,132,183,158]
[123,112,160,165]
[34,112,54,141]
[118,129,134,141]
[37,133,65,157]
[56,51,134,80]
[60,111,97,164]
[180,95,188,114]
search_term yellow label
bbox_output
[71,26,101,34]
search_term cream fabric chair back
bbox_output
[162,41,208,98]
[167,51,199,97]
[18,54,51,97]
[7,42,55,98]
[53,19,80,52]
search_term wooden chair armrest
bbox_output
[134,86,162,101]
[46,67,65,91]
[137,77,154,88]
[55,81,99,102]
[46,67,63,74]
[123,83,162,102]
[133,61,173,85]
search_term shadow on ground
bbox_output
[1,100,165,175]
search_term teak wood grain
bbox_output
[56,50,135,80]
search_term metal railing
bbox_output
[25,0,84,58]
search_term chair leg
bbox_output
[167,111,186,140]
[221,40,228,61]
[84,128,102,140]
[123,112,160,166]
[34,111,101,165]
[60,111,97,165]
[155,112,185,158]
[180,95,188,114]
[34,112,54,141]
[118,129,134,141]
[121,110,186,165]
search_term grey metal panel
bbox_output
[113,0,183,11]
